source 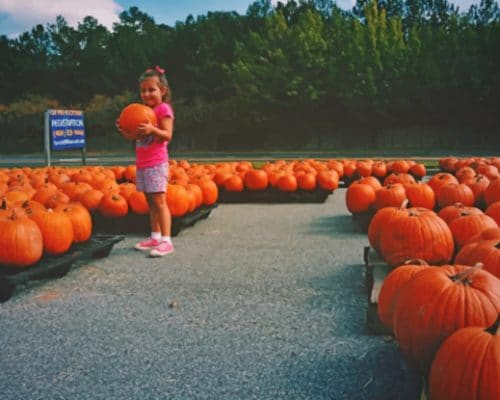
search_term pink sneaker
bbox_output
[150,241,174,257]
[134,238,160,251]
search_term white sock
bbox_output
[161,236,172,244]
[151,232,161,240]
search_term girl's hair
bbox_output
[139,66,172,103]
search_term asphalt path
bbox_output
[0,189,420,400]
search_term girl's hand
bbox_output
[137,122,154,135]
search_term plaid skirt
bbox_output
[135,162,169,193]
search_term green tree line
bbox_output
[0,0,498,153]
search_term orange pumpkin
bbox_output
[30,209,74,255]
[55,202,92,243]
[244,169,268,191]
[0,210,43,267]
[166,184,189,217]
[118,103,157,140]
[429,319,500,400]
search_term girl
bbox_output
[119,66,174,257]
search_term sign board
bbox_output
[44,109,86,166]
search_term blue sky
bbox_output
[0,0,482,38]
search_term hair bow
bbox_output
[155,65,165,74]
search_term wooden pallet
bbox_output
[363,246,393,335]
[0,234,124,302]
[218,187,333,203]
[92,204,217,236]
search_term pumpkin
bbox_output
[296,173,317,191]
[223,175,243,192]
[79,189,104,211]
[368,204,407,252]
[486,201,500,225]
[466,174,490,207]
[373,184,407,210]
[427,172,459,194]
[345,182,376,214]
[379,208,454,267]
[99,193,129,217]
[484,179,500,206]
[316,170,339,191]
[429,317,500,400]
[55,202,92,243]
[377,260,429,331]
[195,179,218,206]
[166,184,189,217]
[437,203,483,225]
[118,103,157,140]
[276,174,298,192]
[382,172,416,186]
[404,183,435,209]
[244,169,269,191]
[455,240,500,278]
[30,209,74,255]
[437,183,475,209]
[0,210,43,267]
[448,212,498,249]
[393,264,500,373]
[409,163,426,179]
[128,191,150,214]
[185,183,203,208]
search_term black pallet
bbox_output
[0,234,124,302]
[92,204,217,236]
[218,187,333,203]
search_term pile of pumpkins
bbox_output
[350,157,500,399]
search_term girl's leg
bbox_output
[149,192,174,257]
[146,193,161,234]
[150,192,171,237]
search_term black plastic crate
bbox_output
[0,234,124,302]
[91,204,217,236]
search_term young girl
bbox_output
[119,66,174,257]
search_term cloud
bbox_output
[0,0,122,35]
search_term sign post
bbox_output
[44,109,86,166]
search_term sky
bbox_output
[0,0,482,38]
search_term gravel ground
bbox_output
[0,189,420,400]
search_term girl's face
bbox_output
[140,77,166,107]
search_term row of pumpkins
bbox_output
[0,157,405,268]
[347,157,499,399]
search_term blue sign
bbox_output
[48,109,86,150]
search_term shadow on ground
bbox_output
[306,214,370,236]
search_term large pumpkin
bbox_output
[55,202,92,243]
[345,182,376,214]
[118,103,157,141]
[166,184,189,217]
[455,239,500,278]
[30,209,74,255]
[429,317,499,400]
[393,264,500,373]
[379,207,454,267]
[0,210,43,267]
[377,260,429,331]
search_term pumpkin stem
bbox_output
[404,258,429,266]
[0,199,6,209]
[399,199,409,210]
[450,263,483,285]
[485,314,500,336]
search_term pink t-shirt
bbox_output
[135,102,174,168]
